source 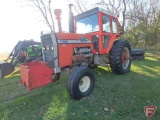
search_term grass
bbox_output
[0,53,9,60]
[0,51,160,120]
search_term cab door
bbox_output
[100,14,120,54]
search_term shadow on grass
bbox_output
[65,68,160,120]
[0,51,160,120]
[0,72,69,119]
[0,76,20,87]
[10,69,20,76]
[94,66,111,76]
[1,67,160,120]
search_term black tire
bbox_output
[132,49,145,55]
[52,73,61,81]
[132,49,145,61]
[67,66,95,100]
[109,40,132,74]
[132,55,145,61]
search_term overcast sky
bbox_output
[0,0,69,53]
[0,0,100,53]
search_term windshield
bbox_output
[76,14,99,33]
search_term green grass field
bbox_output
[0,51,160,120]
[0,53,8,60]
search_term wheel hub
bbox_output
[79,80,84,85]
[122,47,130,69]
[122,52,127,63]
[79,76,91,93]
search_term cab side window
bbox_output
[102,16,111,32]
[112,18,118,33]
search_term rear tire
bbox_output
[67,66,95,100]
[109,40,132,74]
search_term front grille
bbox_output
[41,34,54,63]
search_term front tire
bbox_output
[67,66,95,100]
[109,40,132,74]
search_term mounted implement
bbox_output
[0,40,40,78]
[20,5,132,100]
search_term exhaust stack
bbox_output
[54,9,62,32]
[68,4,74,33]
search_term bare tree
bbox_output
[67,0,94,14]
[96,0,129,32]
[121,0,127,31]
[27,0,55,32]
[101,0,121,15]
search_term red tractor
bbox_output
[20,5,132,100]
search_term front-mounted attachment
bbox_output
[20,31,61,89]
[0,40,41,78]
[41,32,61,74]
[0,61,14,78]
[20,61,54,90]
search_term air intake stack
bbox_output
[54,9,62,33]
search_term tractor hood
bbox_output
[56,33,93,41]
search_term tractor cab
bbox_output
[74,7,121,54]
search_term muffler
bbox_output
[0,61,14,78]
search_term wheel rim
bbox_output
[79,76,91,93]
[122,47,130,69]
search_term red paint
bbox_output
[122,52,127,63]
[54,9,62,32]
[144,106,157,118]
[20,61,53,90]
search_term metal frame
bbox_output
[74,7,117,20]
[58,39,92,44]
[51,33,61,73]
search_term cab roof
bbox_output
[74,7,117,20]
